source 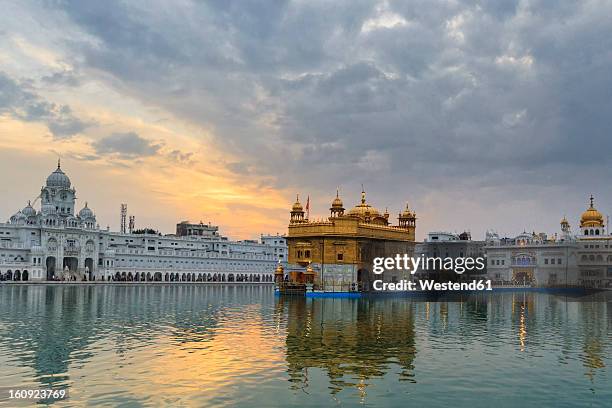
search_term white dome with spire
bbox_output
[46,160,71,188]
[22,201,37,217]
[79,202,94,219]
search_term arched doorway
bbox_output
[14,270,21,281]
[22,270,29,281]
[46,257,56,280]
[63,257,78,277]
[85,258,94,281]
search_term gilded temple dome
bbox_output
[580,195,604,227]
[400,202,414,218]
[346,190,383,219]
[292,195,303,212]
[331,191,343,208]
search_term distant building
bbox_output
[484,227,579,286]
[575,196,612,287]
[176,221,219,237]
[484,196,612,288]
[415,231,486,280]
[0,162,286,283]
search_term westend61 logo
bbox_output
[372,254,491,291]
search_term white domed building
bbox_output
[0,161,286,283]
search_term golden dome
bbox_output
[400,202,415,218]
[331,190,344,208]
[346,190,382,219]
[580,195,604,227]
[292,195,303,212]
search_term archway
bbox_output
[14,270,21,281]
[22,270,29,281]
[154,272,162,281]
[165,273,169,282]
[85,258,94,280]
[46,257,56,280]
[6,270,12,281]
[63,257,78,277]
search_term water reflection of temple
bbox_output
[277,297,417,396]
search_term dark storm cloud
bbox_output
[0,71,90,139]
[32,0,612,234]
[92,132,162,159]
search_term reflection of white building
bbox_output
[0,162,286,283]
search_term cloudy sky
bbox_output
[1,0,611,240]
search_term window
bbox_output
[551,258,555,265]
[337,253,344,261]
[544,259,548,264]
[305,250,311,258]
[558,258,562,264]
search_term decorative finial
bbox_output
[336,188,339,198]
[85,201,88,208]
[27,200,31,206]
[590,194,594,208]
[361,185,366,204]
[57,157,61,169]
[296,194,300,202]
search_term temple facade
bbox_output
[279,189,416,292]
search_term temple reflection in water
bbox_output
[275,291,612,400]
[277,297,417,397]
[1,286,611,406]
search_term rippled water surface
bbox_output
[1,285,611,407]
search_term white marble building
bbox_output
[484,226,580,286]
[0,162,286,283]
[485,196,612,288]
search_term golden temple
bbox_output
[276,189,416,293]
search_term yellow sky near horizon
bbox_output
[0,109,290,239]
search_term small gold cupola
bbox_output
[290,194,306,224]
[330,189,345,217]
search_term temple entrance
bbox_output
[46,257,56,280]
[512,268,535,285]
[85,258,94,280]
[63,257,79,280]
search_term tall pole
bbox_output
[320,240,325,292]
